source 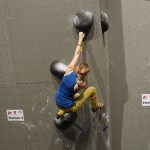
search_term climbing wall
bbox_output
[108,0,150,149]
[0,0,109,150]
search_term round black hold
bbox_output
[50,60,67,80]
[54,112,78,129]
[101,12,109,33]
[73,10,94,39]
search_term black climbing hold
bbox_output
[101,12,109,33]
[73,10,94,39]
[102,125,108,131]
[50,60,67,80]
[54,112,78,129]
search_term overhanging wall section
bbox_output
[108,0,150,149]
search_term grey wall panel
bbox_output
[17,83,57,150]
[108,0,150,150]
[0,122,25,150]
[0,0,109,150]
[0,84,25,150]
[0,4,16,84]
[2,0,107,84]
[108,0,129,149]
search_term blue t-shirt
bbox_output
[55,71,77,108]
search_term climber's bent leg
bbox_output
[71,86,103,112]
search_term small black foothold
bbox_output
[101,12,109,33]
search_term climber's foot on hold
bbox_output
[91,103,104,112]
[54,112,78,129]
